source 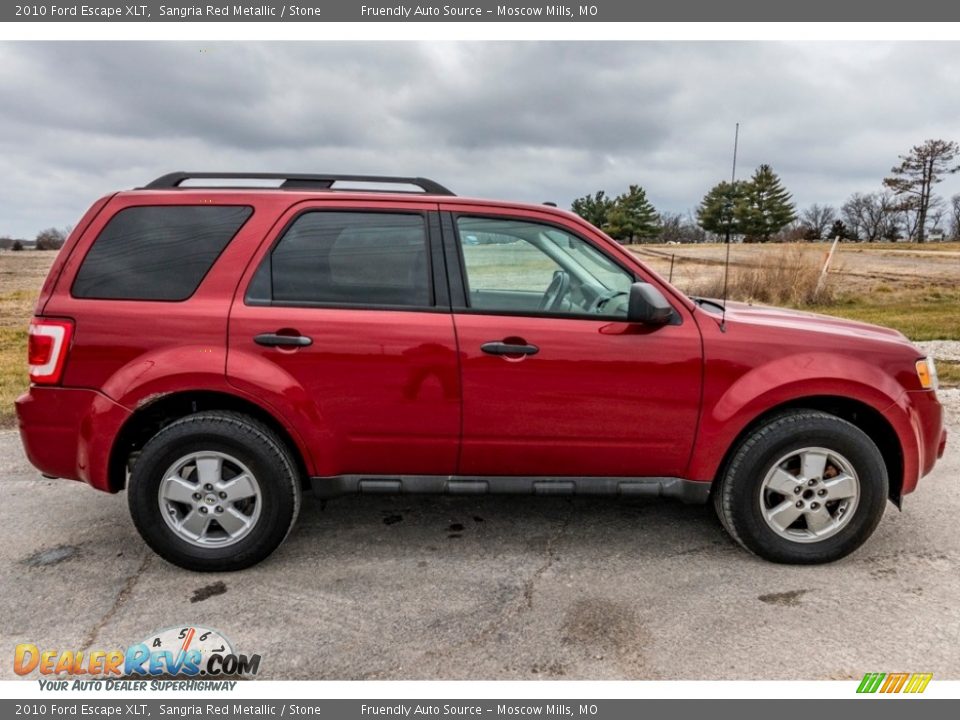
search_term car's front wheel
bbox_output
[128,411,301,571]
[713,410,888,564]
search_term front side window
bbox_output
[457,216,634,317]
[249,212,431,307]
[73,205,252,301]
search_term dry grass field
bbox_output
[0,252,54,426]
[632,241,960,341]
[1,243,959,426]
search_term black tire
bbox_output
[713,410,888,564]
[128,411,301,571]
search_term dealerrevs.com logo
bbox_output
[14,626,261,690]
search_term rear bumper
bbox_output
[15,386,131,492]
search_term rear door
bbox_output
[442,208,703,479]
[227,201,460,476]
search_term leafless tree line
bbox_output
[798,192,960,242]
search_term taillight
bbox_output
[28,318,73,385]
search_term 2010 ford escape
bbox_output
[16,172,947,571]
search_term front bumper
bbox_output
[15,386,131,492]
[891,389,945,496]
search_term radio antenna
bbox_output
[720,122,740,332]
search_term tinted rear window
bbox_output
[72,205,252,300]
[249,211,431,307]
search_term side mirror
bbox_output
[627,282,673,325]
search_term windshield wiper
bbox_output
[692,296,725,313]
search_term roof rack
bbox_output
[141,172,455,196]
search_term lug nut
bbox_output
[818,489,827,496]
[215,506,223,513]
[199,506,209,514]
[808,479,817,486]
[793,486,802,494]
[796,501,804,508]
[204,484,214,491]
[218,491,227,499]
[192,492,202,501]
[810,502,820,510]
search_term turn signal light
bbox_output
[916,357,938,391]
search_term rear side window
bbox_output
[72,205,252,301]
[248,211,431,308]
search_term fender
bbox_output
[224,347,344,476]
[687,352,909,483]
[101,345,318,477]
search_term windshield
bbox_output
[541,229,634,293]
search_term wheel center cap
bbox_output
[203,494,218,505]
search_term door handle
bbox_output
[254,332,313,348]
[481,341,539,356]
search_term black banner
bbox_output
[5,0,960,22]
[1,700,959,720]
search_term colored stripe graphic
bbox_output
[857,673,885,693]
[857,672,932,694]
[881,673,909,693]
[904,674,933,694]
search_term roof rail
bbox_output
[140,172,455,196]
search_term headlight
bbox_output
[916,357,939,391]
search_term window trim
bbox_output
[70,204,254,303]
[446,211,645,322]
[244,208,445,313]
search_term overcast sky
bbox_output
[1,41,959,238]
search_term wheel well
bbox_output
[714,396,904,505]
[108,391,308,493]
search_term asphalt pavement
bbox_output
[1,390,958,680]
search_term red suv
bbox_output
[16,173,946,571]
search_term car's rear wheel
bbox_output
[128,411,301,571]
[713,410,888,564]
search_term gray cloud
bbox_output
[1,41,959,238]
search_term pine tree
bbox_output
[696,180,750,237]
[883,139,960,243]
[740,164,797,242]
[828,219,855,241]
[570,191,614,229]
[605,185,660,242]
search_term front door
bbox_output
[446,212,703,479]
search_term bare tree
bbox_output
[799,204,837,240]
[842,192,899,243]
[896,204,919,241]
[659,211,706,244]
[950,194,960,240]
[883,139,960,242]
[34,227,67,251]
[928,204,946,239]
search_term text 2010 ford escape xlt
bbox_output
[16,172,947,571]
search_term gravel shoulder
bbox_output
[916,341,960,363]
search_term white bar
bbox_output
[4,22,960,42]
[2,679,958,699]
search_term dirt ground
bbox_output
[1,245,959,680]
[630,241,960,294]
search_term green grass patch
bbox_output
[810,288,960,341]
[938,362,960,388]
[0,327,27,426]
